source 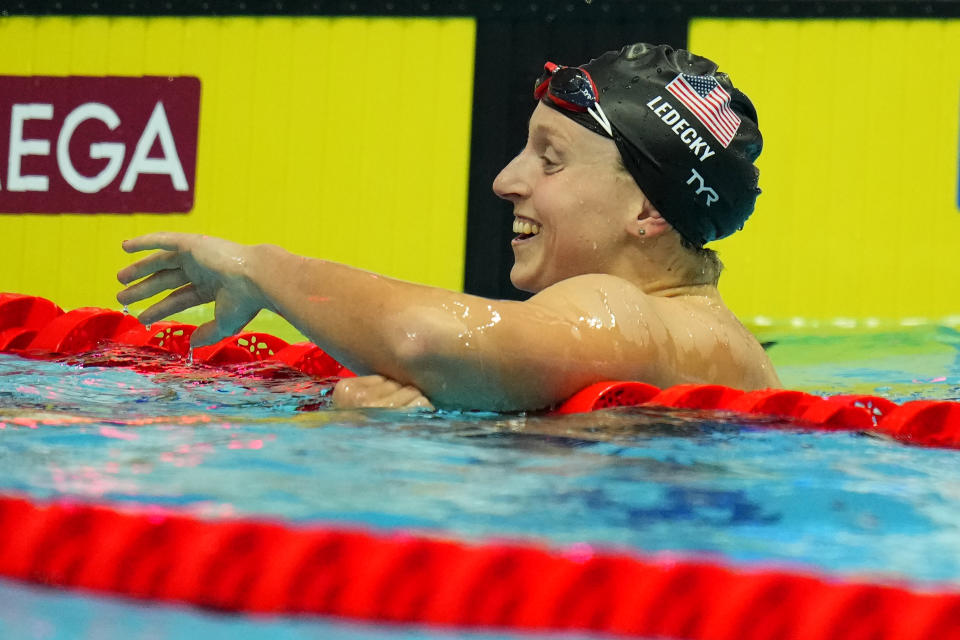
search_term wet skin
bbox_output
[117,104,778,411]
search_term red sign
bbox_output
[0,76,201,213]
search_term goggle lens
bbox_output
[533,63,599,112]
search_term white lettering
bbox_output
[57,103,126,194]
[689,136,716,162]
[652,101,672,117]
[7,103,53,192]
[661,109,681,126]
[120,101,188,192]
[686,168,719,206]
[647,95,715,163]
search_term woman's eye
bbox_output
[541,156,560,169]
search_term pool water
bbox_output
[1,326,959,639]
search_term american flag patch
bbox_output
[665,73,741,148]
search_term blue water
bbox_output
[1,327,960,639]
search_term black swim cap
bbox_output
[539,43,762,246]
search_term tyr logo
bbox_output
[686,168,718,207]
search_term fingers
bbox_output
[384,386,435,410]
[137,284,208,326]
[190,321,228,348]
[121,232,193,254]
[332,376,389,408]
[117,232,259,346]
[407,394,437,411]
[190,293,259,347]
[332,376,434,410]
[117,268,189,306]
[117,250,183,286]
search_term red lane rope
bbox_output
[4,292,960,637]
[0,495,958,639]
[3,292,960,448]
[0,293,355,378]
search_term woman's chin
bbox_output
[509,268,544,294]
[509,269,533,293]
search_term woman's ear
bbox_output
[627,201,671,239]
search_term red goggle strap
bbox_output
[533,61,560,100]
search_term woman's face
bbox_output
[493,103,645,293]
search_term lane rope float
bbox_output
[0,495,958,640]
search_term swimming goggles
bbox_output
[534,61,613,137]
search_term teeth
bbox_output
[513,218,541,236]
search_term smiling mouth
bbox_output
[512,217,542,241]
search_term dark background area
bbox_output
[7,0,960,298]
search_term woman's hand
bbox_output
[332,375,434,410]
[117,233,270,347]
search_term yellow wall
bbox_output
[0,16,475,338]
[690,19,960,327]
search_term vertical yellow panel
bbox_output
[430,19,476,289]
[0,16,476,335]
[690,19,960,326]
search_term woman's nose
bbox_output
[492,151,531,201]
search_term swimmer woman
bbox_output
[117,43,780,411]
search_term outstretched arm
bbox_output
[117,233,656,411]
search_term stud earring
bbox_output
[638,228,646,236]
